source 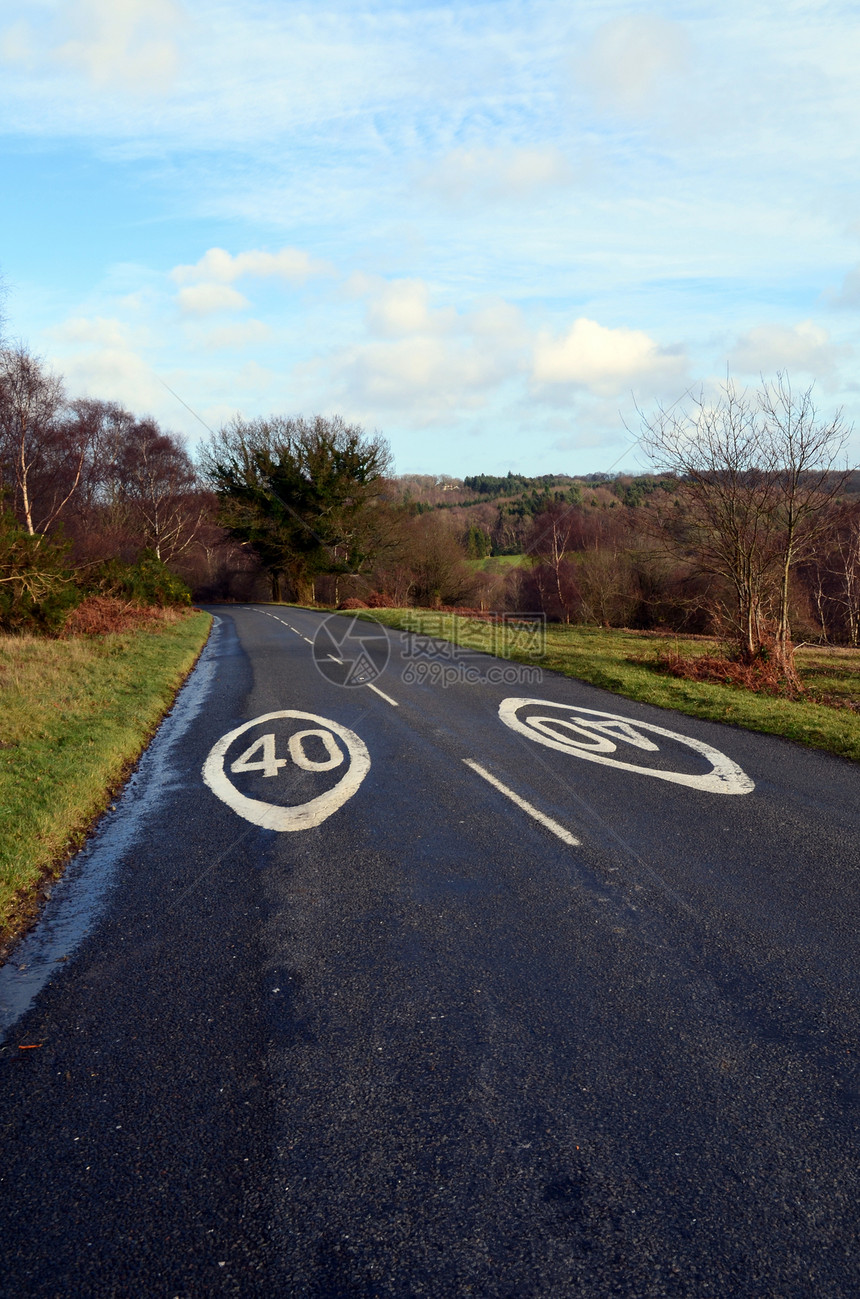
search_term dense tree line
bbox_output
[0,342,256,629]
[2,326,857,666]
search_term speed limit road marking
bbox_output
[202,710,370,830]
[499,698,754,795]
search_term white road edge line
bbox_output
[365,682,399,707]
[462,759,580,847]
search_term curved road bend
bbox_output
[0,605,858,1297]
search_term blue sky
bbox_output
[1,0,859,476]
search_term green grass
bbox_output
[468,553,529,572]
[0,611,211,951]
[355,609,860,763]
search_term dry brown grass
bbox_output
[647,646,860,711]
[61,595,188,637]
[650,648,793,693]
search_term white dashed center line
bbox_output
[365,682,399,707]
[251,609,399,705]
[463,759,580,846]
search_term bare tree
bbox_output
[0,346,76,537]
[117,419,204,562]
[757,377,852,664]
[641,375,852,674]
[399,512,477,608]
[524,503,582,623]
[832,511,860,646]
[803,502,860,646]
[67,398,138,516]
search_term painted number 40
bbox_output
[230,730,344,776]
[203,709,370,831]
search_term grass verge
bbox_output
[356,610,860,764]
[0,610,211,958]
[468,553,528,572]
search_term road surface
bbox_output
[1,605,858,1297]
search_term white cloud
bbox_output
[201,320,272,350]
[0,20,32,64]
[728,321,847,379]
[421,146,574,203]
[52,315,139,348]
[57,0,182,89]
[171,246,333,287]
[176,283,250,316]
[315,279,530,424]
[47,315,162,412]
[828,265,860,308]
[576,14,692,117]
[466,298,529,348]
[1,0,183,91]
[533,318,685,397]
[325,336,503,423]
[358,278,456,338]
[63,347,161,411]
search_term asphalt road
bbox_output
[1,605,858,1298]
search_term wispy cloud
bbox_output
[4,0,860,472]
[171,246,333,287]
[574,14,692,118]
[1,0,184,92]
[728,321,849,383]
[420,146,574,204]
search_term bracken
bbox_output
[61,596,184,637]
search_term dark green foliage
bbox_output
[464,471,532,497]
[201,415,391,601]
[609,476,675,509]
[85,551,191,606]
[0,509,79,632]
[463,471,581,500]
[464,524,492,558]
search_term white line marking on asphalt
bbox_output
[251,609,396,703]
[288,728,344,771]
[462,759,580,846]
[366,682,399,707]
[499,699,754,795]
[203,711,370,830]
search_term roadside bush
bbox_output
[85,551,191,607]
[0,510,79,633]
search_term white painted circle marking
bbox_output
[202,710,370,829]
[499,698,754,795]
